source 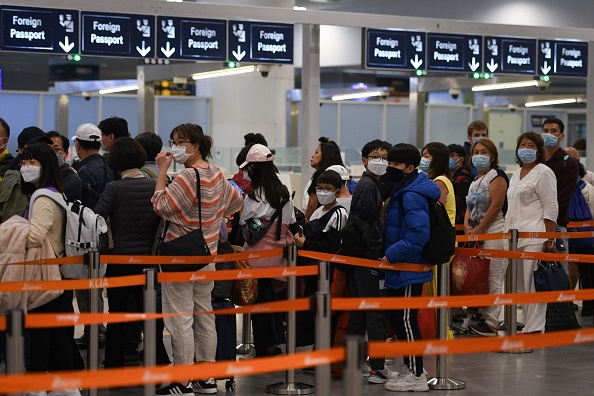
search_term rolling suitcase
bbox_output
[212,298,237,391]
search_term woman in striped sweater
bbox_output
[152,124,243,395]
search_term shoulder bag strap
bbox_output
[271,198,288,241]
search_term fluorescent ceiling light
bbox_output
[293,6,307,10]
[331,91,383,101]
[525,98,581,107]
[191,65,256,80]
[472,80,541,92]
[98,84,139,94]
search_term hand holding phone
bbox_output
[298,225,304,237]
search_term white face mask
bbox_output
[316,190,337,206]
[243,170,251,182]
[56,153,65,167]
[367,160,388,176]
[21,165,42,184]
[172,145,191,164]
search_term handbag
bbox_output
[230,259,258,306]
[241,199,288,246]
[158,168,211,273]
[212,240,238,300]
[450,244,490,295]
[533,261,570,292]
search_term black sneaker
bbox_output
[191,379,217,394]
[156,382,193,395]
[468,322,498,337]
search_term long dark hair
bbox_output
[423,142,451,181]
[248,161,289,209]
[21,143,64,195]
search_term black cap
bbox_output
[17,126,52,147]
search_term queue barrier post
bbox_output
[87,250,100,396]
[427,263,466,390]
[6,308,24,396]
[503,229,533,354]
[236,313,255,356]
[315,261,331,394]
[266,245,314,395]
[343,336,365,396]
[143,268,157,396]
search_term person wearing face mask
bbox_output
[506,132,558,334]
[464,120,489,177]
[342,139,394,384]
[464,139,509,337]
[0,117,14,180]
[447,144,473,227]
[152,124,243,395]
[46,131,82,202]
[380,143,440,392]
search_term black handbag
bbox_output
[212,240,236,300]
[533,261,570,292]
[241,199,288,246]
[159,168,211,272]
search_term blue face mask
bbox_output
[472,155,491,171]
[472,136,486,144]
[419,157,431,173]
[541,133,559,148]
[448,157,457,170]
[517,148,537,164]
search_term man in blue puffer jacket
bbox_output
[381,143,440,393]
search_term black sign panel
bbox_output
[228,21,293,64]
[156,16,226,60]
[427,33,482,72]
[82,12,154,58]
[538,39,588,77]
[0,6,78,54]
[365,29,426,70]
[484,36,536,74]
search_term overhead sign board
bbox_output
[427,33,482,72]
[228,21,293,64]
[484,36,537,74]
[0,6,79,54]
[365,29,426,71]
[156,16,226,60]
[81,12,155,58]
[538,39,588,77]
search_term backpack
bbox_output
[400,195,455,265]
[568,179,594,249]
[29,189,109,258]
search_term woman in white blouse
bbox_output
[506,132,558,334]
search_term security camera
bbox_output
[449,88,461,100]
[173,76,187,88]
[256,64,271,78]
[508,104,518,112]
[82,91,91,101]
[536,80,550,92]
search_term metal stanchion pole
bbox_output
[428,264,465,390]
[503,229,532,354]
[144,268,157,396]
[315,261,331,395]
[87,250,99,396]
[266,245,314,395]
[6,309,24,396]
[236,313,255,356]
[343,336,365,396]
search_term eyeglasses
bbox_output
[367,156,387,163]
[20,159,41,167]
[316,187,337,193]
[168,140,190,148]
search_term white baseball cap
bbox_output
[72,123,101,142]
[326,164,350,181]
[240,144,274,169]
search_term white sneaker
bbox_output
[385,367,429,392]
[393,363,429,379]
[48,390,81,396]
[368,366,395,384]
[361,361,371,377]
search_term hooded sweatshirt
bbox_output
[384,170,441,290]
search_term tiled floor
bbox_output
[84,308,594,395]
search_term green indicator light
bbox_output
[225,61,237,68]
[473,72,480,79]
[483,72,490,79]
[415,69,423,76]
[542,75,550,82]
[73,54,81,62]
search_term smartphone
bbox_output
[298,225,304,237]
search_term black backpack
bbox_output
[400,195,455,265]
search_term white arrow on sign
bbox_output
[59,36,74,53]
[468,57,480,72]
[410,54,423,69]
[232,45,246,61]
[161,42,175,58]
[486,58,499,73]
[541,60,551,75]
[136,41,151,57]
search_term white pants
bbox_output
[161,264,217,365]
[480,237,508,329]
[517,244,547,333]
